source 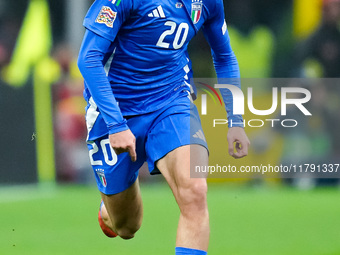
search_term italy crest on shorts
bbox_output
[96,169,107,187]
[191,0,203,24]
[96,6,117,28]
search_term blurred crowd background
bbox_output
[0,0,339,187]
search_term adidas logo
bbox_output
[193,130,206,142]
[148,5,166,18]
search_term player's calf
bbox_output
[98,200,118,238]
[175,178,210,250]
[100,179,143,240]
[99,199,142,239]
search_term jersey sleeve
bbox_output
[202,0,244,127]
[83,0,133,42]
[78,29,128,135]
[78,0,135,135]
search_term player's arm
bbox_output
[78,30,127,134]
[202,0,250,158]
[78,0,136,161]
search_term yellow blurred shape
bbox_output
[294,0,322,39]
[228,26,274,78]
[3,0,52,87]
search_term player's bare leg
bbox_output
[157,145,209,251]
[100,178,143,239]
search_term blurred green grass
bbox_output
[1,183,340,255]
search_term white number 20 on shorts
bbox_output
[88,139,118,166]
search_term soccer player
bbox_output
[77,0,250,254]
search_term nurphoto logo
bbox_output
[198,82,312,128]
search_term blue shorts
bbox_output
[87,92,208,195]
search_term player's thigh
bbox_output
[145,95,208,175]
[152,97,209,180]
[146,94,209,205]
[157,144,208,182]
[156,144,209,209]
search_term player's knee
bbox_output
[115,224,141,240]
[177,180,208,214]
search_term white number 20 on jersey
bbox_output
[156,21,189,49]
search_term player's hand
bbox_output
[227,127,250,159]
[109,129,137,162]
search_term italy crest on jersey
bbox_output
[191,0,203,24]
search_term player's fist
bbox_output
[227,127,250,159]
[109,129,137,162]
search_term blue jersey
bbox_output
[78,0,242,140]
